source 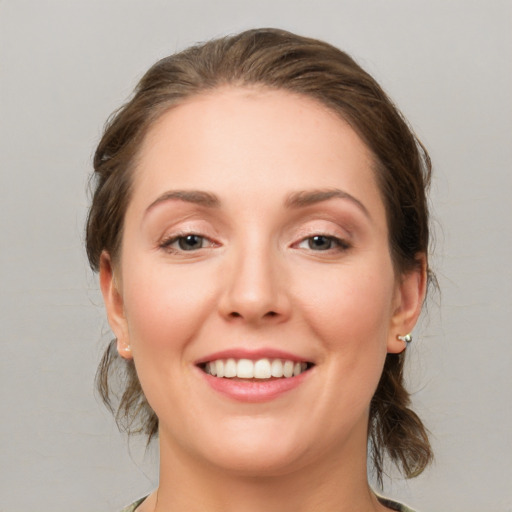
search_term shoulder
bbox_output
[120,496,147,512]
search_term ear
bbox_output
[387,254,427,354]
[99,251,132,360]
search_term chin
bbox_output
[207,445,309,478]
[191,419,319,477]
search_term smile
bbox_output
[203,358,311,379]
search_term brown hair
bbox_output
[86,28,433,484]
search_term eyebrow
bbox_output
[144,187,369,219]
[285,188,370,218]
[145,190,221,214]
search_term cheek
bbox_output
[295,258,395,402]
[121,263,216,354]
[119,264,220,423]
[295,260,396,347]
[282,261,395,443]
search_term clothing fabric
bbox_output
[120,497,146,512]
[120,495,417,511]
[377,495,417,512]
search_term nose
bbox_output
[218,243,291,325]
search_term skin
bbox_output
[100,87,426,512]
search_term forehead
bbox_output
[129,86,385,222]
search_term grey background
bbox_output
[1,1,511,511]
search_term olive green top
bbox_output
[121,495,417,511]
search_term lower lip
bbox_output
[199,369,311,403]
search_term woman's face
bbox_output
[101,87,422,476]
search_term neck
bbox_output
[145,428,384,512]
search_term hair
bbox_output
[86,27,433,485]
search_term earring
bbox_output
[118,343,132,355]
[397,333,412,344]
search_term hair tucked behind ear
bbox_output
[96,340,158,442]
[87,27,434,483]
[369,352,433,486]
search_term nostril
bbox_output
[227,310,279,320]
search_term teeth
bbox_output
[237,359,254,378]
[208,361,217,376]
[204,358,309,379]
[271,359,283,378]
[215,360,224,378]
[224,358,237,378]
[283,360,294,378]
[254,359,271,378]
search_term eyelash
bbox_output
[159,233,216,254]
[159,232,350,255]
[296,234,351,252]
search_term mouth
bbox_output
[199,358,314,379]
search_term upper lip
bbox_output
[195,348,313,366]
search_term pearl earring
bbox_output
[397,333,412,344]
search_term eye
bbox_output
[160,234,214,253]
[297,235,350,251]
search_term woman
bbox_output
[86,28,433,512]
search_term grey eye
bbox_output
[306,235,335,250]
[178,235,205,251]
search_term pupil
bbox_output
[179,235,202,250]
[310,236,331,250]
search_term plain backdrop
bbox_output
[1,1,511,511]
